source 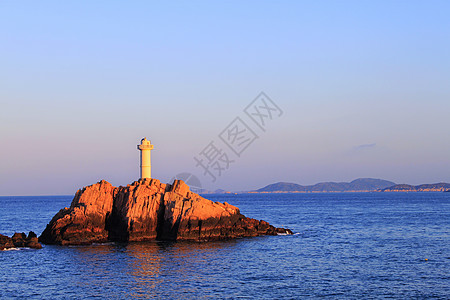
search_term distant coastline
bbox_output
[242,178,450,194]
[248,190,383,194]
[380,183,450,192]
[191,178,450,194]
[252,178,394,193]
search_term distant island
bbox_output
[380,183,450,192]
[250,178,450,193]
[254,178,395,193]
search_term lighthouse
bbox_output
[137,137,154,179]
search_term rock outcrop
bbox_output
[39,179,292,245]
[0,232,42,250]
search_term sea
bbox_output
[0,192,449,299]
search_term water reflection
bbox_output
[58,240,238,299]
[60,243,128,297]
[3,193,448,299]
[125,242,162,296]
[124,240,237,298]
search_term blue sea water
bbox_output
[1,192,449,299]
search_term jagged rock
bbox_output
[107,178,167,242]
[26,232,42,249]
[0,234,14,250]
[39,179,292,245]
[0,232,42,250]
[12,232,27,247]
[38,180,116,245]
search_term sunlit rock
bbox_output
[39,179,292,245]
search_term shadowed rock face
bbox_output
[39,179,292,245]
[0,232,42,250]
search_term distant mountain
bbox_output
[381,183,450,192]
[257,182,306,192]
[256,178,395,193]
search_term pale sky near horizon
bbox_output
[1,1,449,195]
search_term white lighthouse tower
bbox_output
[137,137,154,179]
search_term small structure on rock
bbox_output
[38,138,292,246]
[137,137,154,179]
[39,179,292,245]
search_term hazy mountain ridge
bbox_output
[256,178,396,193]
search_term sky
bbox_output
[1,1,449,195]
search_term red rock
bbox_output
[12,232,27,247]
[39,179,292,245]
[107,179,166,242]
[0,234,14,250]
[25,232,42,249]
[1,232,42,250]
[39,180,116,245]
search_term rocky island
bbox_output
[39,179,292,245]
[0,232,42,250]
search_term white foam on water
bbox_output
[277,231,298,236]
[2,247,20,251]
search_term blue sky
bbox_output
[1,1,449,195]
